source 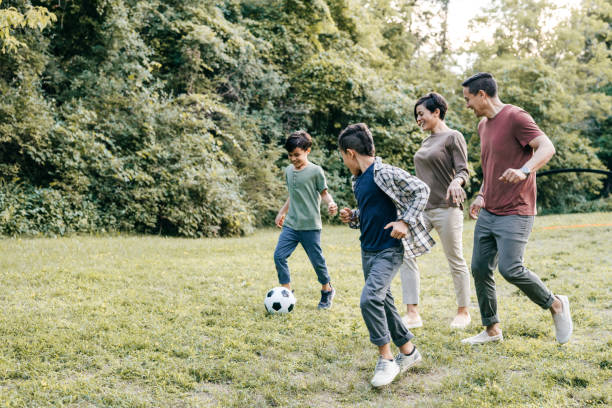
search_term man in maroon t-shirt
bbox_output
[460,72,573,345]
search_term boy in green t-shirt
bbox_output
[274,131,338,309]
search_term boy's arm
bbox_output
[389,168,430,225]
[275,198,290,228]
[320,189,338,216]
[339,208,360,229]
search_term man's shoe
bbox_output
[395,348,422,373]
[370,357,400,387]
[552,295,572,344]
[317,285,335,310]
[461,330,503,345]
[450,314,471,329]
[402,314,423,329]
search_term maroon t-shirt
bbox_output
[479,105,544,216]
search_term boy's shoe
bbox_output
[371,356,400,388]
[317,285,335,309]
[552,295,572,344]
[461,330,503,345]
[395,348,422,373]
[402,314,423,329]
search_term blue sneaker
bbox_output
[317,285,335,309]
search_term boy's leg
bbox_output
[273,227,300,286]
[495,215,555,309]
[300,229,331,286]
[470,210,500,327]
[360,246,414,347]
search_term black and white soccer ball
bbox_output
[264,287,296,314]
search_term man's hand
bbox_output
[339,207,353,223]
[275,213,285,228]
[469,195,485,220]
[384,220,408,239]
[499,168,527,184]
[328,201,338,216]
[446,179,467,204]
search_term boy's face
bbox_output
[288,147,310,170]
[339,149,361,176]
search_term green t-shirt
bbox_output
[284,162,327,231]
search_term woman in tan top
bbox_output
[400,92,472,329]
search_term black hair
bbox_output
[414,92,448,121]
[284,130,312,152]
[462,72,498,97]
[337,123,375,156]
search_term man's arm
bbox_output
[499,134,556,183]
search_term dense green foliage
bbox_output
[0,0,609,236]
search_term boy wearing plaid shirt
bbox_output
[338,123,434,388]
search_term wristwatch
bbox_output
[520,165,531,175]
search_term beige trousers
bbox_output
[400,207,471,307]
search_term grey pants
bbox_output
[471,209,555,326]
[360,246,414,347]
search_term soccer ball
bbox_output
[264,287,296,314]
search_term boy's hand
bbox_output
[384,220,408,239]
[339,207,352,223]
[275,213,286,228]
[328,202,338,216]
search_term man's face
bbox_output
[463,87,484,117]
[287,147,310,169]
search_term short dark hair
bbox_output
[338,123,375,156]
[414,92,448,121]
[462,72,497,97]
[285,130,312,152]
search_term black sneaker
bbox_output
[317,285,335,309]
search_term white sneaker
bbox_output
[395,348,422,373]
[370,357,400,387]
[552,295,573,344]
[461,330,503,345]
[450,314,471,329]
[402,315,423,329]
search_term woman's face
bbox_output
[415,104,440,132]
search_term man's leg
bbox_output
[495,215,555,309]
[273,227,300,287]
[471,210,501,328]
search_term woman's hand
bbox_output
[446,179,467,204]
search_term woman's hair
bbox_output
[285,130,312,152]
[414,92,448,121]
[338,123,375,156]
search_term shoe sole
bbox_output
[461,336,503,345]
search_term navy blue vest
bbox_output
[354,163,402,251]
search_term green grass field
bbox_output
[1,212,611,407]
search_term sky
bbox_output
[446,0,583,50]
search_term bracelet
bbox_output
[476,193,484,198]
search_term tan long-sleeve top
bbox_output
[413,130,469,210]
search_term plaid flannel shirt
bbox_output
[348,157,435,257]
